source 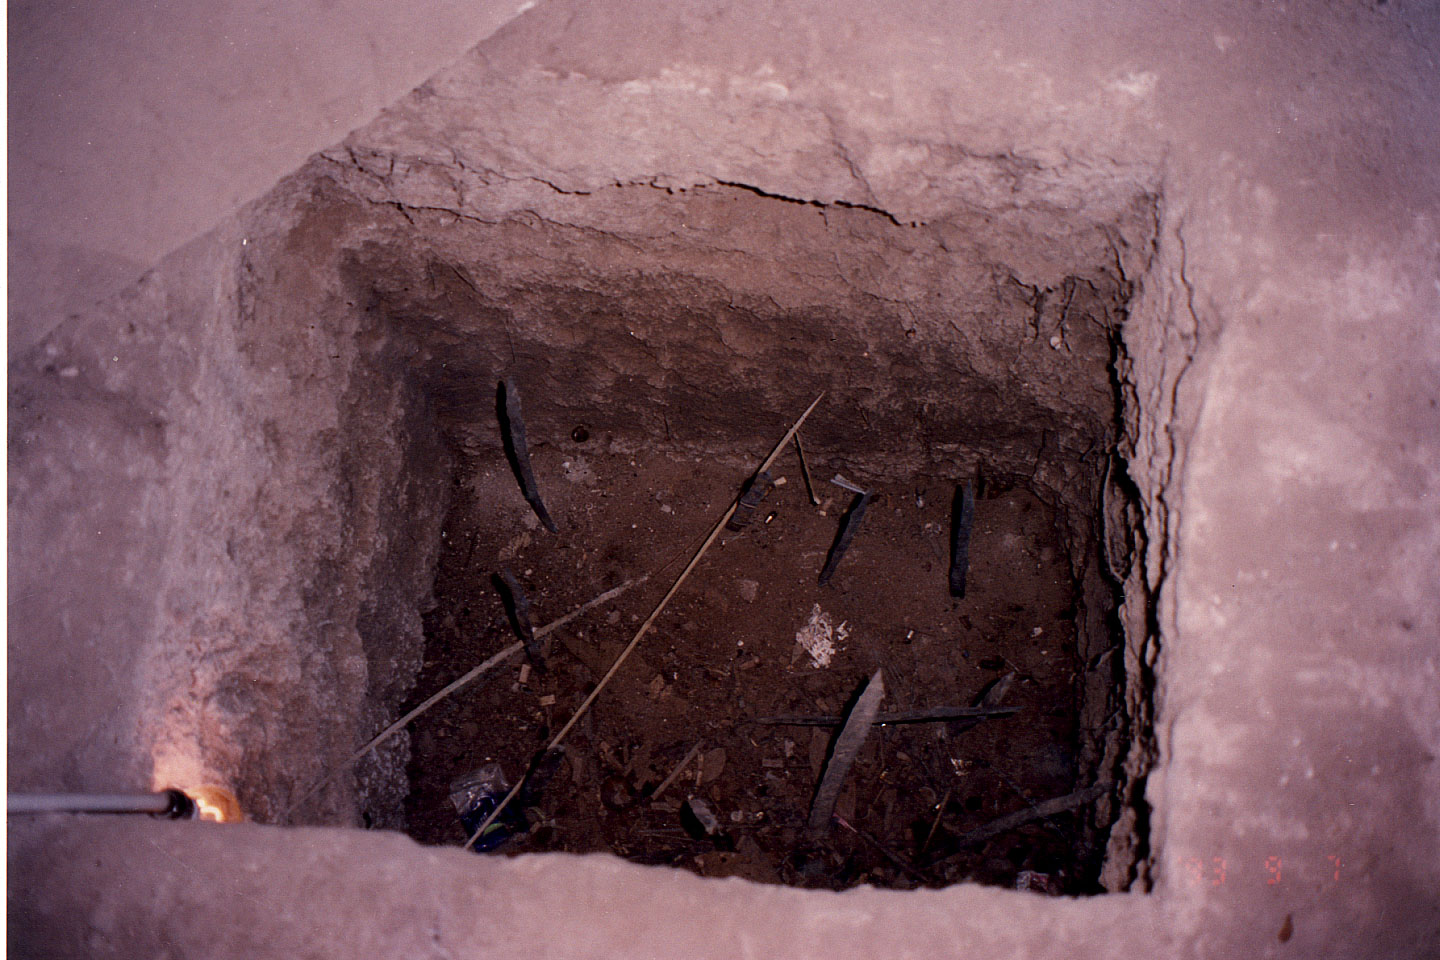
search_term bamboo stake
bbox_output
[949,480,976,598]
[746,705,1020,726]
[807,668,885,836]
[924,782,1112,866]
[500,379,557,533]
[463,392,826,850]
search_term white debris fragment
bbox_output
[686,797,722,835]
[795,603,847,668]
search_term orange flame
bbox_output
[185,785,243,823]
[151,746,244,822]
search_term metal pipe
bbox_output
[8,790,194,818]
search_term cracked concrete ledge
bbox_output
[10,818,1174,959]
[8,0,1440,956]
[324,65,1156,268]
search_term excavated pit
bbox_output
[409,454,1100,892]
[14,3,1439,953]
[224,169,1160,894]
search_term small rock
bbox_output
[562,458,594,483]
[683,797,722,836]
[600,775,633,812]
[1016,870,1062,895]
[792,851,827,880]
[737,579,759,603]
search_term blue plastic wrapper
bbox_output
[449,763,526,852]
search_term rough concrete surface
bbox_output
[6,0,533,351]
[8,0,1440,957]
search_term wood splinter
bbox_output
[793,433,821,506]
[649,741,705,801]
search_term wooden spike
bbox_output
[807,668,885,836]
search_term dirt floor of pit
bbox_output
[398,435,1101,892]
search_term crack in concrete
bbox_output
[715,179,903,227]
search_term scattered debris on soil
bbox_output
[400,433,1098,892]
[794,604,845,669]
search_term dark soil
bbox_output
[400,431,1094,892]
